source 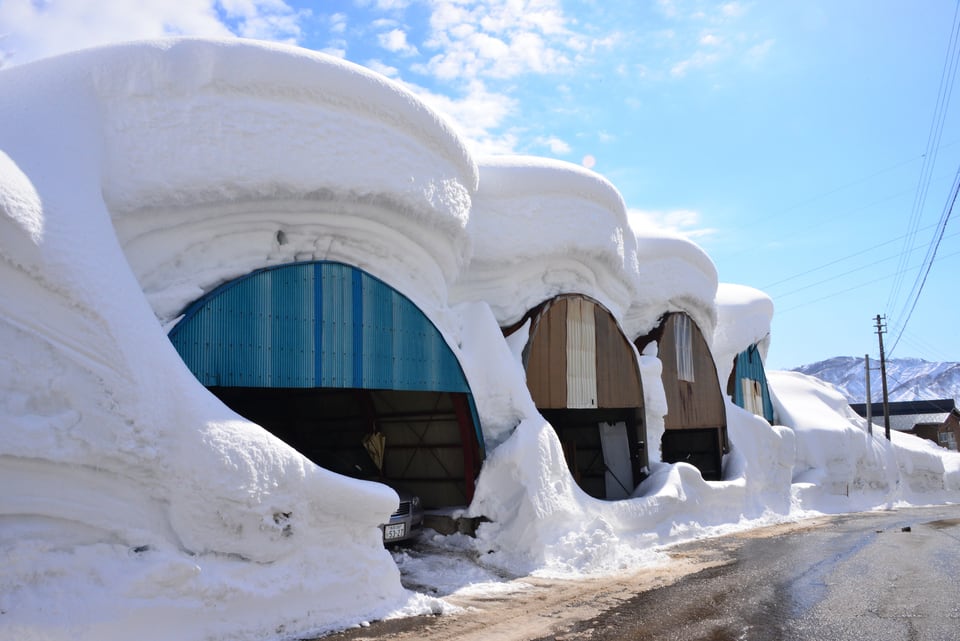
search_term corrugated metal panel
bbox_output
[524,298,567,408]
[594,304,644,408]
[566,297,598,408]
[649,313,727,431]
[168,261,471,393]
[524,296,643,411]
[733,345,774,423]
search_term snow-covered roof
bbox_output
[712,283,774,383]
[1,37,478,322]
[450,155,639,325]
[623,226,719,341]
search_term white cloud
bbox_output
[0,0,306,66]
[700,33,721,46]
[364,58,400,77]
[328,12,347,34]
[378,28,418,55]
[322,45,348,59]
[417,0,584,82]
[746,38,774,64]
[395,77,518,154]
[670,50,719,77]
[534,135,571,154]
[627,208,717,239]
[722,2,746,18]
[354,0,411,9]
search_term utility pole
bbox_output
[864,354,873,435]
[874,315,891,441]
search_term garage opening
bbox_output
[509,295,648,500]
[728,344,775,424]
[168,261,484,509]
[635,312,728,481]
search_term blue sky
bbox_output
[2,0,958,370]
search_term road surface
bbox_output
[321,505,960,641]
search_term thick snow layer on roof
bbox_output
[623,226,718,341]
[450,155,639,325]
[1,38,478,323]
[713,283,774,385]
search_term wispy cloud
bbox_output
[328,12,347,35]
[533,135,571,155]
[416,0,579,82]
[644,1,774,80]
[398,77,520,155]
[627,208,717,239]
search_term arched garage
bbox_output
[635,312,728,481]
[168,261,484,508]
[510,295,648,500]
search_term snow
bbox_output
[2,37,959,641]
[795,355,960,404]
[713,283,774,386]
[625,225,719,340]
[450,154,639,327]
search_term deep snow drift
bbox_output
[2,38,959,641]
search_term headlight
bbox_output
[410,496,421,508]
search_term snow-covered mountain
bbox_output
[793,356,960,403]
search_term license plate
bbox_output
[384,523,406,540]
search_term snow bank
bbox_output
[766,369,960,512]
[450,155,639,325]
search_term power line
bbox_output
[887,2,960,313]
[776,244,960,315]
[760,221,939,290]
[765,227,960,298]
[888,164,960,356]
[895,329,954,363]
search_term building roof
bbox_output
[849,399,956,417]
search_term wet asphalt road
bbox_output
[538,505,960,641]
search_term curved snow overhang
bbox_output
[713,283,774,369]
[7,37,479,323]
[450,155,639,326]
[624,228,719,344]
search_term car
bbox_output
[380,489,424,544]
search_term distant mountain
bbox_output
[791,356,960,403]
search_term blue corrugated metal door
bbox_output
[170,262,471,392]
[733,345,775,423]
[168,261,482,447]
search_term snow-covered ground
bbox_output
[2,38,959,641]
